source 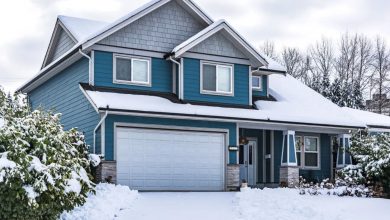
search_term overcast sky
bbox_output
[0,0,389,92]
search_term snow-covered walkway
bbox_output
[116,192,238,220]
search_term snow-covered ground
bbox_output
[62,185,390,220]
[237,188,390,220]
[60,183,138,220]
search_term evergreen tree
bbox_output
[321,72,331,99]
[329,78,343,106]
[309,76,322,94]
[351,82,365,109]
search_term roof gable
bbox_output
[98,0,208,53]
[189,31,247,59]
[41,16,107,68]
[172,20,268,67]
[82,0,213,50]
[41,21,77,68]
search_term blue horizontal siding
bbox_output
[183,58,250,105]
[28,58,100,149]
[94,51,172,92]
[104,115,237,163]
[252,75,268,97]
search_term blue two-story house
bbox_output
[18,0,390,191]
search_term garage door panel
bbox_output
[116,127,225,191]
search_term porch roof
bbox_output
[342,107,390,131]
[82,75,366,130]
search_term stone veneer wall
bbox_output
[279,166,299,188]
[227,164,240,191]
[96,161,117,184]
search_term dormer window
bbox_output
[113,54,151,86]
[252,75,263,91]
[201,61,233,96]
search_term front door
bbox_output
[239,140,257,185]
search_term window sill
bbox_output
[299,167,321,171]
[113,80,152,87]
[252,87,263,91]
[200,90,234,97]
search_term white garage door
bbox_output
[116,127,226,191]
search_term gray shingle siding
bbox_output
[189,31,247,59]
[98,1,207,52]
[28,58,100,150]
[48,27,76,63]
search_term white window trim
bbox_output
[113,54,152,87]
[295,135,321,170]
[252,75,263,91]
[200,61,234,96]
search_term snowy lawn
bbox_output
[237,188,390,220]
[60,184,138,220]
[61,184,390,220]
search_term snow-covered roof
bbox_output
[255,74,362,127]
[83,74,365,129]
[58,15,108,42]
[342,107,390,129]
[172,20,269,68]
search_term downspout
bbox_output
[169,56,183,100]
[93,110,108,154]
[79,49,94,86]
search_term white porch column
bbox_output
[336,134,352,168]
[280,130,299,187]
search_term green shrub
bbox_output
[339,131,390,198]
[0,90,95,219]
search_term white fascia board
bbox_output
[82,0,213,51]
[18,47,82,93]
[82,0,169,49]
[181,0,213,24]
[173,20,268,67]
[79,84,99,113]
[41,19,78,69]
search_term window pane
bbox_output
[305,137,318,152]
[252,77,260,88]
[295,136,302,151]
[217,66,232,92]
[305,153,318,167]
[132,59,149,83]
[239,145,244,164]
[296,152,301,166]
[249,145,253,165]
[116,58,131,81]
[203,64,217,91]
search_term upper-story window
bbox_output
[113,54,151,86]
[201,61,233,96]
[252,75,263,91]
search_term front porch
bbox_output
[234,124,353,188]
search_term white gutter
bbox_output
[93,110,108,154]
[79,49,94,85]
[169,56,183,100]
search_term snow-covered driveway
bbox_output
[61,184,390,220]
[116,192,237,220]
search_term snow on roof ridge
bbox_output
[58,15,108,42]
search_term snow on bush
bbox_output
[88,154,102,167]
[60,183,139,220]
[298,177,371,197]
[0,89,96,219]
[338,131,390,197]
